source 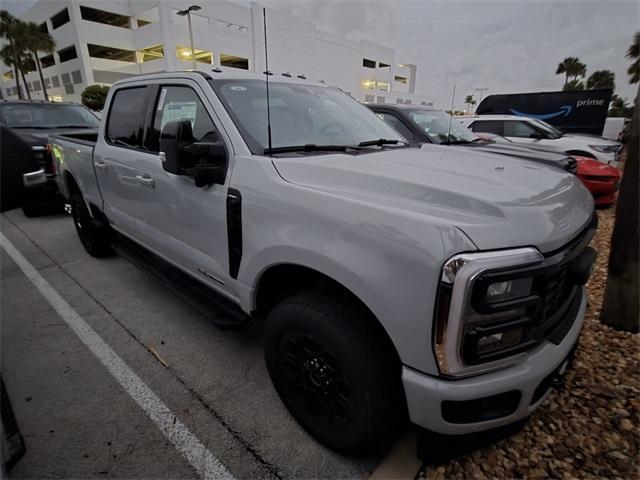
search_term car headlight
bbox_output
[434,248,544,378]
[589,144,619,153]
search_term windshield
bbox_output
[210,79,404,154]
[530,118,563,138]
[0,103,100,129]
[406,109,478,144]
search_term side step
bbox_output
[113,237,249,330]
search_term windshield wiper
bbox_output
[264,144,358,155]
[358,138,404,147]
[9,126,51,129]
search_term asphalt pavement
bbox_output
[0,209,405,479]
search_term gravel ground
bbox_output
[419,207,640,479]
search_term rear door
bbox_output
[94,85,158,244]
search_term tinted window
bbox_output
[147,85,218,152]
[469,120,503,136]
[503,121,537,138]
[375,112,414,141]
[51,8,70,29]
[106,87,149,148]
[58,45,77,63]
[0,103,100,129]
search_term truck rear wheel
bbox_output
[70,192,114,258]
[264,288,405,455]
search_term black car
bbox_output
[0,100,100,216]
[366,104,577,174]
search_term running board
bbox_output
[113,237,249,330]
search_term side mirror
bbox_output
[182,140,228,187]
[160,120,193,175]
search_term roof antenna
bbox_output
[263,8,273,153]
[447,83,456,145]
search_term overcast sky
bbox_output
[4,0,638,109]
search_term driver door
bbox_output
[139,82,232,292]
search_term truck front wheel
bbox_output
[264,288,406,455]
[70,192,114,258]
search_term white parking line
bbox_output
[0,232,235,480]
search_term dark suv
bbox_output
[367,104,577,173]
[0,100,100,216]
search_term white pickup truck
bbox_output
[50,70,596,455]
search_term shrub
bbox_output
[81,84,110,111]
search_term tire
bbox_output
[21,203,41,217]
[70,192,114,257]
[264,288,406,455]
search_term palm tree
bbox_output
[563,79,585,91]
[464,94,476,113]
[627,31,639,84]
[0,45,20,98]
[586,70,615,91]
[23,21,55,100]
[0,10,23,99]
[556,57,587,88]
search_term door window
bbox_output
[375,112,414,141]
[106,86,149,148]
[469,120,503,136]
[147,85,218,152]
[503,121,538,138]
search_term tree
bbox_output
[81,84,110,111]
[608,95,633,117]
[627,31,639,84]
[563,79,585,91]
[600,83,639,332]
[556,57,587,88]
[0,44,20,98]
[0,11,22,99]
[586,70,615,91]
[22,21,55,101]
[464,94,476,113]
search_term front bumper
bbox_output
[22,169,64,207]
[402,288,586,435]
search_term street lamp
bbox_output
[475,87,489,103]
[176,5,202,69]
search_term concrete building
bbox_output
[1,0,430,106]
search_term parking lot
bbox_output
[1,209,398,479]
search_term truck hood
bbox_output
[453,142,572,170]
[561,133,621,146]
[271,144,594,253]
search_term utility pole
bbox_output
[475,87,489,104]
[176,5,202,69]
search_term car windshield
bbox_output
[0,103,100,129]
[210,79,405,154]
[530,118,563,139]
[406,109,478,144]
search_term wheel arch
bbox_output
[252,261,402,366]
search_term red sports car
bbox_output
[574,156,621,207]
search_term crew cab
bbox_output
[456,114,622,165]
[50,71,596,455]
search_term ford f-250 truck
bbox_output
[50,70,596,455]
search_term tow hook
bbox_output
[550,372,565,390]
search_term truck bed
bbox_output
[49,132,102,210]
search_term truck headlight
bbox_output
[434,248,544,378]
[588,144,619,153]
[486,278,532,303]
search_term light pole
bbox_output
[475,87,489,104]
[176,5,202,69]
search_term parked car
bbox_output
[574,156,621,207]
[456,114,622,165]
[369,105,619,206]
[51,70,596,455]
[0,100,100,216]
[368,104,578,173]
